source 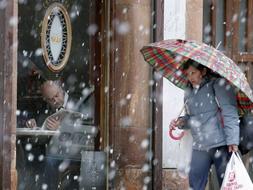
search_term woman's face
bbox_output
[185,66,206,88]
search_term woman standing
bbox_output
[170,60,239,190]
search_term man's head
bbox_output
[40,80,65,110]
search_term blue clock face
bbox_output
[41,3,72,72]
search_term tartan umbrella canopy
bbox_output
[140,39,253,115]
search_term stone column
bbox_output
[186,0,203,42]
[109,0,152,189]
[0,1,18,189]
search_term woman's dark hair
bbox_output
[182,59,220,79]
[181,59,206,72]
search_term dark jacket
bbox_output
[182,77,240,151]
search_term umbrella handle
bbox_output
[169,128,185,140]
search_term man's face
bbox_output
[41,82,65,110]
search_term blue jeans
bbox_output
[189,146,231,190]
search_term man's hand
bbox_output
[228,144,238,152]
[45,116,60,131]
[26,119,37,128]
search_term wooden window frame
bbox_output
[207,0,253,84]
[0,1,18,189]
[153,0,164,189]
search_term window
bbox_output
[16,1,103,189]
[203,0,253,86]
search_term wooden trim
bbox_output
[222,0,226,51]
[88,0,103,150]
[231,0,240,60]
[233,53,253,62]
[247,0,253,52]
[211,0,217,46]
[100,0,110,150]
[108,0,118,188]
[0,8,4,189]
[185,0,203,41]
[108,0,116,166]
[153,1,164,189]
[0,1,18,189]
[225,0,233,57]
[154,1,164,42]
[246,0,253,86]
[100,2,111,189]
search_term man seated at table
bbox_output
[25,79,96,189]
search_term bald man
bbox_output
[26,79,95,130]
[40,80,67,110]
[26,80,68,130]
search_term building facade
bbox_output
[0,0,160,189]
[1,0,253,190]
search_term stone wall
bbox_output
[162,169,189,190]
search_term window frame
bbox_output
[205,0,253,85]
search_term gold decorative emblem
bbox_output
[41,3,72,72]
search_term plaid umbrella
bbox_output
[140,39,253,115]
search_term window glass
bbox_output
[16,1,103,189]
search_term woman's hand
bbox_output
[169,118,185,130]
[228,144,238,152]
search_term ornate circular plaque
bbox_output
[41,3,72,72]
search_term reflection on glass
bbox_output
[16,1,103,189]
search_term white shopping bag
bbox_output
[221,152,253,190]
